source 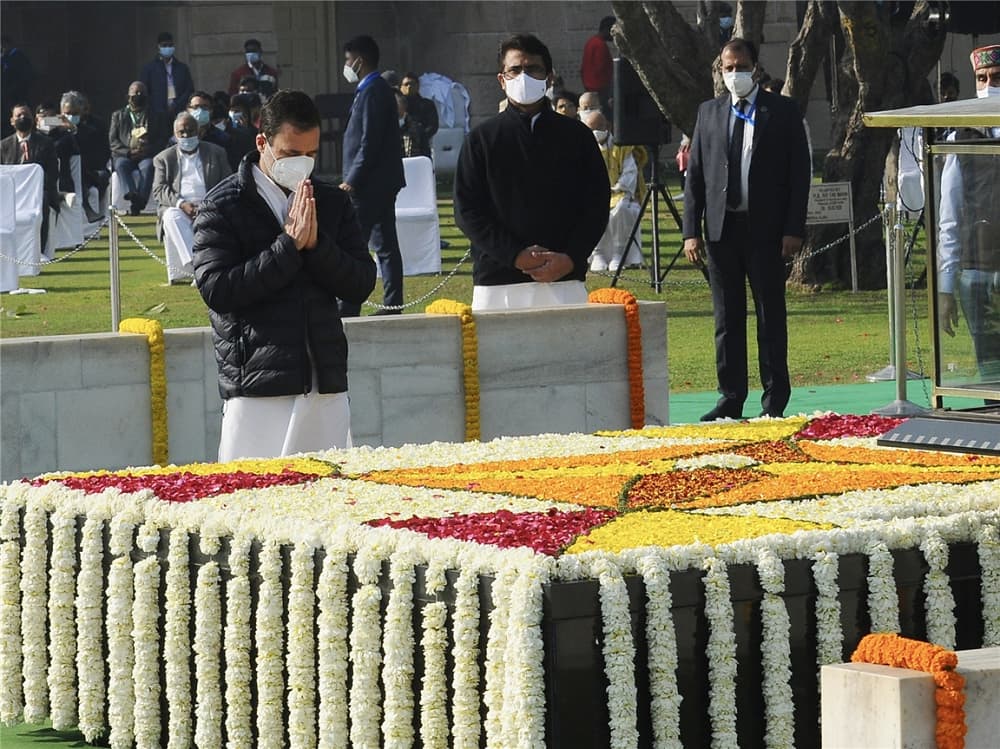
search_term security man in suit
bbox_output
[338,34,405,316]
[682,38,811,421]
[1,102,60,250]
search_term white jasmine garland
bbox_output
[702,557,738,749]
[978,524,1000,646]
[591,555,640,749]
[755,548,795,749]
[920,531,956,648]
[482,565,514,746]
[136,520,160,554]
[381,551,416,748]
[675,453,758,470]
[76,514,106,742]
[132,555,161,749]
[164,528,192,748]
[0,493,24,726]
[636,552,682,748]
[317,546,350,749]
[420,561,449,748]
[255,540,285,749]
[866,542,899,633]
[451,565,482,749]
[194,555,223,749]
[811,552,843,668]
[107,514,135,749]
[223,535,253,749]
[349,548,384,749]
[20,502,49,723]
[286,542,317,749]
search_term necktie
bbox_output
[727,100,746,210]
[21,139,29,163]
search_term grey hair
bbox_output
[60,90,85,110]
[174,111,197,128]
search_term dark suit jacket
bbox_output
[109,107,169,161]
[0,131,60,207]
[682,88,810,244]
[342,73,404,221]
[140,56,195,116]
[152,141,232,238]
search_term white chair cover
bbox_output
[48,154,84,252]
[0,164,44,277]
[394,156,440,276]
[430,128,465,175]
[0,173,19,292]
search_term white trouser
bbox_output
[590,198,643,271]
[162,207,195,282]
[218,390,352,462]
[471,280,588,311]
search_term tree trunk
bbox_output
[783,1,838,114]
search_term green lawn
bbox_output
[0,187,932,395]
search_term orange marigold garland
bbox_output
[589,288,645,429]
[120,317,169,465]
[425,299,480,441]
[851,633,967,749]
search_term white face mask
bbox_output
[266,141,314,191]
[976,85,1000,99]
[504,72,548,105]
[343,59,360,84]
[723,70,756,98]
[592,129,609,144]
[579,107,601,118]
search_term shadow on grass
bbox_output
[2,723,90,747]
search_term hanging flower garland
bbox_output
[588,288,645,429]
[47,512,78,730]
[978,524,1000,647]
[193,533,223,749]
[702,557,739,748]
[426,299,481,441]
[755,548,795,749]
[635,552,682,748]
[223,536,253,749]
[0,499,24,726]
[382,551,416,749]
[286,542,317,749]
[106,513,136,749]
[20,502,49,724]
[164,528,192,749]
[482,565,516,746]
[349,548,385,749]
[866,542,900,633]
[317,546,350,749]
[921,532,957,649]
[851,633,967,749]
[119,318,169,465]
[451,564,482,749]
[420,561,450,748]
[255,541,285,749]
[812,551,843,669]
[132,550,162,749]
[76,514,105,742]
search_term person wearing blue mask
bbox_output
[192,90,376,460]
[152,111,231,283]
[140,32,194,118]
[228,38,279,99]
[180,91,230,151]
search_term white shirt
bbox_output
[728,85,758,212]
[252,164,294,225]
[937,130,962,295]
[176,148,206,206]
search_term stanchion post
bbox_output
[109,206,121,331]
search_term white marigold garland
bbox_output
[419,562,450,749]
[48,512,78,730]
[20,502,49,723]
[702,556,738,749]
[978,523,1000,646]
[317,547,350,749]
[349,548,384,749]
[223,535,253,749]
[811,552,843,668]
[451,565,482,749]
[164,528,192,749]
[255,540,286,749]
[500,560,548,749]
[482,564,515,746]
[866,542,899,633]
[76,514,106,742]
[132,552,162,749]
[107,513,136,749]
[381,551,416,749]
[636,552,682,749]
[194,533,223,749]
[592,555,640,749]
[286,542,317,749]
[920,531,956,649]
[0,498,24,726]
[755,548,795,749]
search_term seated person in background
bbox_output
[182,90,230,150]
[581,109,646,272]
[381,70,401,89]
[35,100,77,194]
[228,38,279,98]
[399,72,439,148]
[221,94,259,170]
[1,102,59,249]
[152,111,231,283]
[578,91,602,119]
[394,90,431,158]
[761,77,784,94]
[553,89,579,119]
[110,80,169,215]
[75,91,111,221]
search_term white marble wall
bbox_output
[0,303,668,481]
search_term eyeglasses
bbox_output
[502,65,547,80]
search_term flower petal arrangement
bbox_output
[1,412,998,748]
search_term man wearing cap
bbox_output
[936,44,1000,398]
[140,32,195,118]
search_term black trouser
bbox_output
[338,193,402,317]
[705,211,790,416]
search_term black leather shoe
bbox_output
[700,404,743,422]
[758,410,784,418]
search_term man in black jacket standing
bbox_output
[454,34,609,311]
[192,90,376,461]
[682,38,810,421]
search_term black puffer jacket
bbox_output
[192,151,376,399]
